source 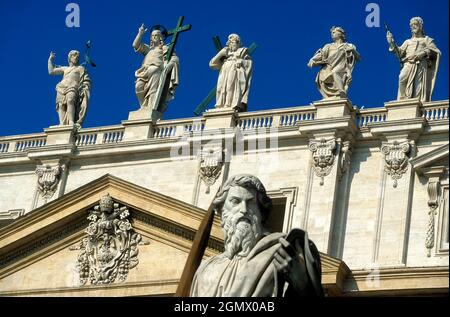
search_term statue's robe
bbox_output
[134,43,179,111]
[55,65,91,125]
[210,47,252,112]
[190,231,322,297]
[310,42,360,98]
[394,36,441,101]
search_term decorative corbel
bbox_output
[309,138,337,185]
[35,163,66,202]
[381,140,413,188]
[198,146,224,194]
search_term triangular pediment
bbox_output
[410,143,449,171]
[0,174,225,296]
[0,174,349,296]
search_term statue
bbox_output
[48,50,91,126]
[308,26,360,99]
[190,174,323,297]
[133,23,180,119]
[209,34,253,112]
[386,17,441,101]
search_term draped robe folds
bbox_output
[210,47,252,112]
[393,36,441,101]
[55,66,91,125]
[310,43,360,98]
[190,231,322,297]
[134,43,180,110]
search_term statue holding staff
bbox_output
[386,17,441,101]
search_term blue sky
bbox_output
[0,0,448,136]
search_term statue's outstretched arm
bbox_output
[48,52,64,76]
[133,23,147,51]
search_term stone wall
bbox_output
[0,98,448,272]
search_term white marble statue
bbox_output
[133,24,179,114]
[48,50,91,126]
[308,26,360,99]
[386,17,441,101]
[209,34,253,112]
[190,174,323,297]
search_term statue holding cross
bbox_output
[132,16,191,121]
[209,34,253,112]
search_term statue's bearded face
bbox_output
[410,20,423,35]
[151,31,163,46]
[221,186,263,259]
[228,39,240,52]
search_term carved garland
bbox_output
[381,141,411,188]
[426,180,440,256]
[309,138,337,185]
[339,141,352,181]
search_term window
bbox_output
[437,184,449,255]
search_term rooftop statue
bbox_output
[209,34,253,112]
[386,17,441,101]
[133,24,180,120]
[308,26,360,99]
[48,50,91,126]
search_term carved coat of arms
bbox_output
[76,194,142,285]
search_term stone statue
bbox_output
[48,50,91,126]
[190,174,323,297]
[133,23,180,117]
[386,17,441,101]
[209,34,253,112]
[308,26,360,99]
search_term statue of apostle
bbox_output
[48,50,91,126]
[386,17,441,101]
[209,34,253,112]
[190,174,323,297]
[133,23,180,116]
[308,26,360,99]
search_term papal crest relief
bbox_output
[74,194,142,285]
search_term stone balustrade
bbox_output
[0,100,448,155]
[422,100,449,121]
[0,133,47,153]
[75,125,124,146]
[237,105,317,130]
[356,107,388,127]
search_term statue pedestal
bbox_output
[384,98,422,120]
[122,107,160,141]
[203,108,238,130]
[122,118,154,141]
[128,108,163,123]
[313,98,355,119]
[43,125,77,145]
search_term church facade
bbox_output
[0,97,448,296]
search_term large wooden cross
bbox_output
[166,16,192,62]
[193,36,258,116]
[175,188,220,297]
[152,16,191,117]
